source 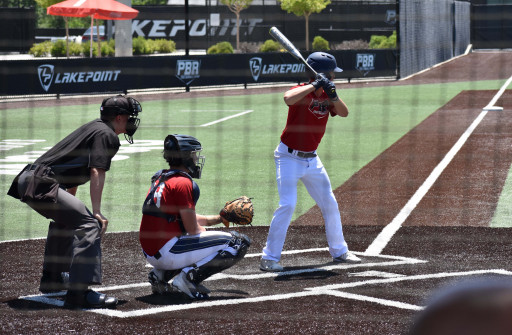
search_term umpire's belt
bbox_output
[287,147,317,158]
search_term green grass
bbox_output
[1,79,509,241]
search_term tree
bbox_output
[278,0,330,51]
[220,0,253,51]
[35,0,73,57]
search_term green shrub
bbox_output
[29,37,176,57]
[369,35,386,49]
[133,36,150,55]
[387,30,397,47]
[153,39,176,53]
[82,41,99,57]
[145,39,157,54]
[312,36,330,51]
[68,42,83,56]
[101,40,115,57]
[29,41,52,57]
[207,41,234,54]
[50,40,67,57]
[259,39,281,52]
[369,31,396,49]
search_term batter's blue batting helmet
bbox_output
[306,52,343,75]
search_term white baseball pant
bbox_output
[262,142,349,262]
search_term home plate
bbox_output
[348,271,406,278]
[483,106,503,111]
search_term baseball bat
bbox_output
[269,26,317,77]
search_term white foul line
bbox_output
[365,110,488,255]
[483,75,512,111]
[366,77,512,256]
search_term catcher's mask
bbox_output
[163,134,205,179]
[100,95,142,144]
[306,52,343,80]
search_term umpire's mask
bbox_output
[100,95,142,144]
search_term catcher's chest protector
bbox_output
[142,169,200,222]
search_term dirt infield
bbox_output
[1,51,512,334]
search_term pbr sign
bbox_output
[356,53,376,76]
[176,60,201,85]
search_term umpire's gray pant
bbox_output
[17,170,102,287]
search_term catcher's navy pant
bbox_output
[17,170,102,287]
[262,142,349,262]
[145,231,238,272]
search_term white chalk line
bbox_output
[305,269,512,291]
[483,75,512,111]
[20,269,512,317]
[199,110,253,127]
[18,251,425,317]
[141,110,253,128]
[320,290,424,311]
[366,77,512,256]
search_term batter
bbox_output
[260,52,362,272]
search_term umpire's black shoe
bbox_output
[39,271,70,293]
[64,289,118,309]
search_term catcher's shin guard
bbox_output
[187,232,251,284]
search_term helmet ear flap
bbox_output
[164,134,180,152]
[163,135,183,166]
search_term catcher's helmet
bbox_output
[163,134,205,179]
[100,95,142,144]
[306,52,343,78]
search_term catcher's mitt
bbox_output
[219,196,254,227]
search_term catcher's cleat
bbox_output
[39,271,70,293]
[333,251,362,264]
[148,269,174,295]
[259,259,284,272]
[172,271,209,300]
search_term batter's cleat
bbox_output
[333,251,362,264]
[39,271,70,293]
[259,259,284,272]
[148,269,173,295]
[64,289,118,309]
[172,271,209,300]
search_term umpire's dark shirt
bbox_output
[35,119,120,189]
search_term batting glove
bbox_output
[312,73,329,90]
[323,81,339,101]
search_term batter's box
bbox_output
[213,250,427,281]
[18,251,428,318]
[304,269,512,311]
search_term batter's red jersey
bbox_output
[139,174,195,256]
[280,83,337,152]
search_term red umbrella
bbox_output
[47,0,139,57]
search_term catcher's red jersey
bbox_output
[139,174,195,256]
[280,83,336,152]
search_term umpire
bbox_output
[7,95,142,309]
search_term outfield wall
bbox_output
[0,50,396,96]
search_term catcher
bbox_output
[139,134,252,300]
